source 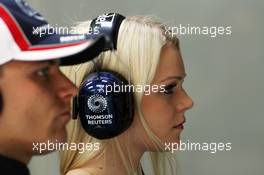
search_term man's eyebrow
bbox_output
[42,60,60,66]
[158,74,187,83]
[26,60,59,71]
[34,60,59,67]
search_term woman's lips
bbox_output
[174,120,185,129]
[174,124,184,129]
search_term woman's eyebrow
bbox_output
[158,74,187,83]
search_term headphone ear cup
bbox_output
[127,91,134,126]
[78,71,134,139]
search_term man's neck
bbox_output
[0,141,31,164]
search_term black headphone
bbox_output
[72,13,134,140]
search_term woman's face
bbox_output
[140,42,193,146]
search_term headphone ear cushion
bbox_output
[71,96,79,119]
[78,71,134,139]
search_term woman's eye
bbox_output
[163,83,177,95]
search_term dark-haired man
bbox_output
[0,0,105,174]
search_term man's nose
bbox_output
[56,74,78,103]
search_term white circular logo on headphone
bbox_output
[87,94,107,113]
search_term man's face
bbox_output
[0,61,77,154]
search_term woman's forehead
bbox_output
[153,43,186,83]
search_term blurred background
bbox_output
[27,0,264,174]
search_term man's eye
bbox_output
[36,67,50,78]
[163,83,177,95]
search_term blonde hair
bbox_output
[60,16,180,175]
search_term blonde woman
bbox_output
[60,14,193,175]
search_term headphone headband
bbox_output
[90,13,125,50]
[72,13,134,140]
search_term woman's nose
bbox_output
[175,89,194,112]
[184,94,194,110]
